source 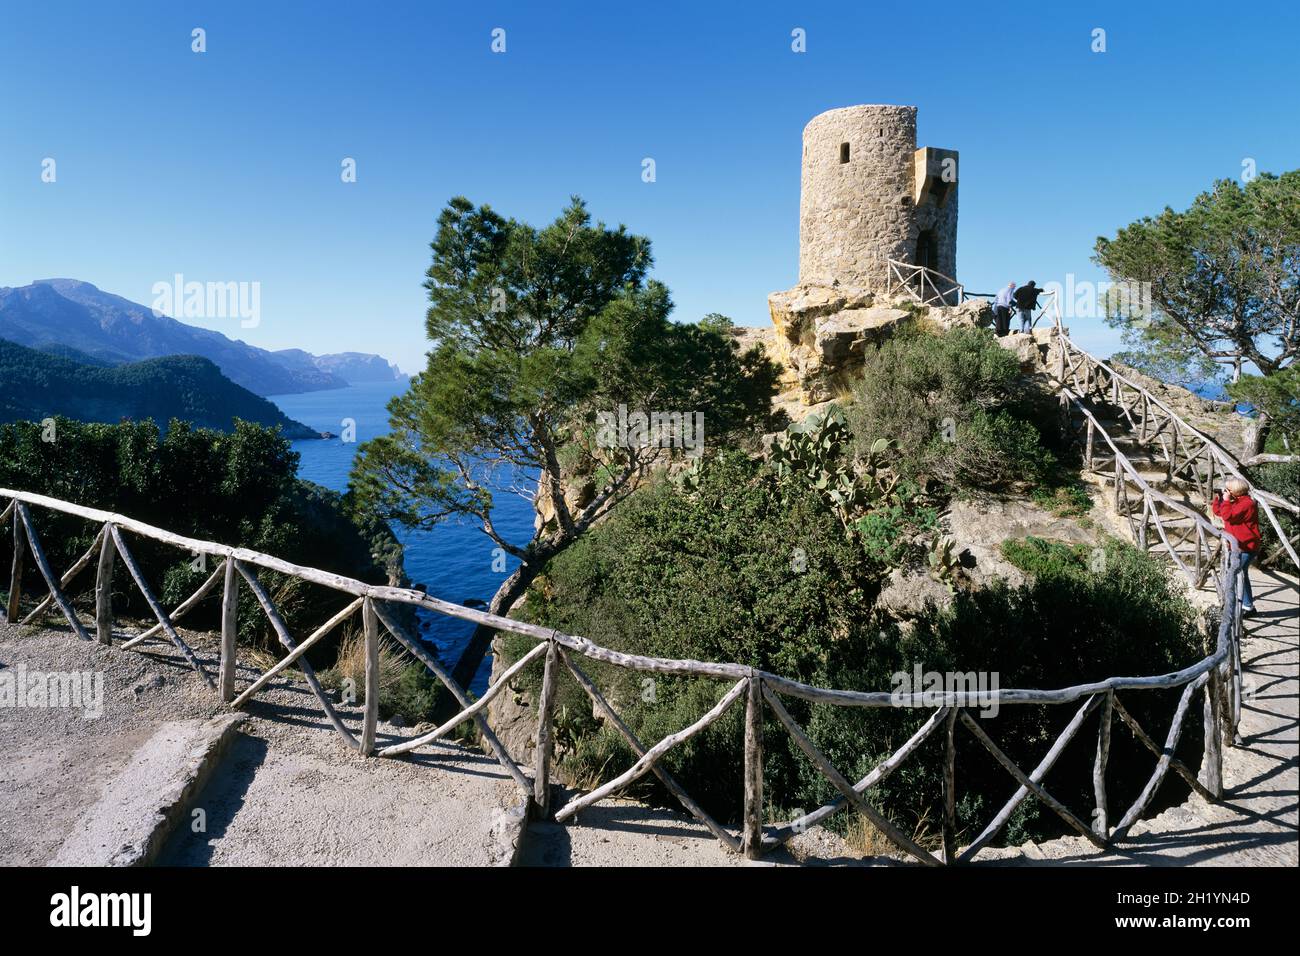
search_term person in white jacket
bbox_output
[993,282,1016,337]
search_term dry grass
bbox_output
[242,645,283,676]
[844,808,943,859]
[329,626,405,704]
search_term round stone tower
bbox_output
[798,104,957,291]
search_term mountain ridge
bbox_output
[0,337,323,439]
[0,279,406,396]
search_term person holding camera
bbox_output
[1212,477,1261,615]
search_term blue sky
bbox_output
[3,0,1297,373]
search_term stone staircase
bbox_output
[984,367,1300,867]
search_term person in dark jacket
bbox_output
[1212,477,1262,614]
[1013,281,1045,333]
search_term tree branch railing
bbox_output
[0,486,1250,865]
[1048,312,1300,571]
[885,259,966,307]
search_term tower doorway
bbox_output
[916,229,938,271]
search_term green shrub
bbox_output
[845,326,1059,491]
[1031,481,1094,518]
[503,450,889,813]
[853,502,938,565]
[0,417,400,658]
[500,454,1204,849]
[389,662,443,723]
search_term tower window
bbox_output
[839,142,850,164]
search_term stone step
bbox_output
[48,714,247,866]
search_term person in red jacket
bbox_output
[1212,477,1261,614]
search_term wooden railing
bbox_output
[1048,310,1300,572]
[0,485,1250,864]
[885,259,966,307]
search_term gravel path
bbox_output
[972,565,1297,867]
[3,564,1293,867]
[522,793,878,867]
[0,621,520,866]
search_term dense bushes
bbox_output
[0,417,400,656]
[503,441,1204,848]
[506,451,888,812]
[845,326,1061,491]
[804,534,1203,845]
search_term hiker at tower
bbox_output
[993,282,1016,336]
[1212,477,1262,614]
[1013,281,1045,333]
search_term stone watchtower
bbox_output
[798,104,958,290]
[768,104,979,407]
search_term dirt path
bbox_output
[0,622,521,866]
[973,565,1297,867]
[3,564,1293,867]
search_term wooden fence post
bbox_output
[8,506,25,623]
[219,557,238,702]
[532,638,560,818]
[1093,691,1112,838]
[942,706,958,864]
[360,596,379,755]
[94,524,114,645]
[1200,672,1223,799]
[742,672,764,859]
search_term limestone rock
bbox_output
[768,284,874,366]
[946,496,1100,588]
[535,475,597,533]
[877,565,955,618]
[998,332,1044,368]
[927,297,992,331]
[767,284,911,404]
[483,635,540,767]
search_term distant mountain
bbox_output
[273,348,407,383]
[0,338,322,440]
[0,280,403,395]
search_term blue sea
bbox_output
[271,381,535,693]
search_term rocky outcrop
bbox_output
[995,328,1058,370]
[876,565,957,619]
[483,634,540,767]
[946,496,1101,589]
[535,476,597,535]
[766,283,995,405]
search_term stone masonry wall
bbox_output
[798,105,918,290]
